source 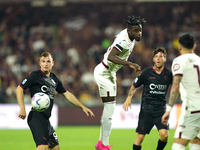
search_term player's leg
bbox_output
[156,129,168,150]
[172,112,200,150]
[133,133,145,150]
[189,136,200,150]
[94,66,116,149]
[155,113,169,150]
[37,145,49,150]
[28,111,51,149]
[100,97,115,146]
[134,111,154,150]
[171,138,189,150]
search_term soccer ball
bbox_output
[31,93,50,112]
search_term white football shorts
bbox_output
[94,63,117,97]
[174,109,200,140]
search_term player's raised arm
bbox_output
[123,85,137,111]
[16,85,26,120]
[108,48,141,72]
[61,91,95,117]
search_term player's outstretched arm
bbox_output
[108,48,141,72]
[123,85,137,111]
[16,86,26,120]
[61,91,95,117]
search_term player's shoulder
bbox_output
[50,72,60,81]
[164,67,172,73]
[139,67,152,75]
[28,70,39,76]
[115,29,129,42]
[164,67,173,77]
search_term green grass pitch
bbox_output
[0,126,189,150]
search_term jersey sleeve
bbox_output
[133,71,146,88]
[113,40,128,52]
[56,77,67,94]
[19,72,36,90]
[171,58,184,76]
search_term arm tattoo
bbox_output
[168,76,182,107]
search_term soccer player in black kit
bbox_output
[16,52,94,150]
[123,47,173,150]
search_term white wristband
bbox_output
[166,105,172,112]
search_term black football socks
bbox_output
[133,144,141,150]
[156,139,167,150]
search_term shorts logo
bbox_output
[22,79,27,84]
[173,63,180,72]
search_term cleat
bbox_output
[100,143,112,150]
[95,140,102,150]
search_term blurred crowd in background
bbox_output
[0,2,200,107]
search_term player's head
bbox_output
[125,15,146,42]
[178,33,196,52]
[39,52,54,75]
[153,47,167,69]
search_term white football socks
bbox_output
[172,143,186,150]
[189,143,200,150]
[99,101,115,146]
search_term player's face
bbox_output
[39,55,54,75]
[153,52,166,69]
[128,24,142,41]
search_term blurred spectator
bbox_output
[0,2,199,106]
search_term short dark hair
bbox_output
[124,16,146,29]
[179,33,195,49]
[40,52,53,59]
[153,47,167,57]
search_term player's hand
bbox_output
[18,108,26,120]
[162,111,170,125]
[129,63,141,72]
[82,107,95,117]
[123,100,131,111]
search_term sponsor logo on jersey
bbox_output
[149,83,167,90]
[149,83,167,94]
[22,79,27,84]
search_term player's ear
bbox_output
[194,44,196,51]
[178,44,182,51]
[127,28,130,34]
[52,61,54,66]
[39,60,41,67]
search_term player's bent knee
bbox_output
[160,133,168,141]
[172,143,186,150]
[189,143,200,150]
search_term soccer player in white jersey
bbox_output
[94,16,146,150]
[162,33,200,150]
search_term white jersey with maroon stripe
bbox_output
[172,53,200,111]
[102,28,136,73]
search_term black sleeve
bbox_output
[19,72,36,90]
[56,77,67,94]
[133,70,146,88]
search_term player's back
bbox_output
[173,53,200,111]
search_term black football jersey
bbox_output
[134,67,173,112]
[20,69,66,118]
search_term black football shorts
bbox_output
[27,111,59,147]
[136,110,169,134]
